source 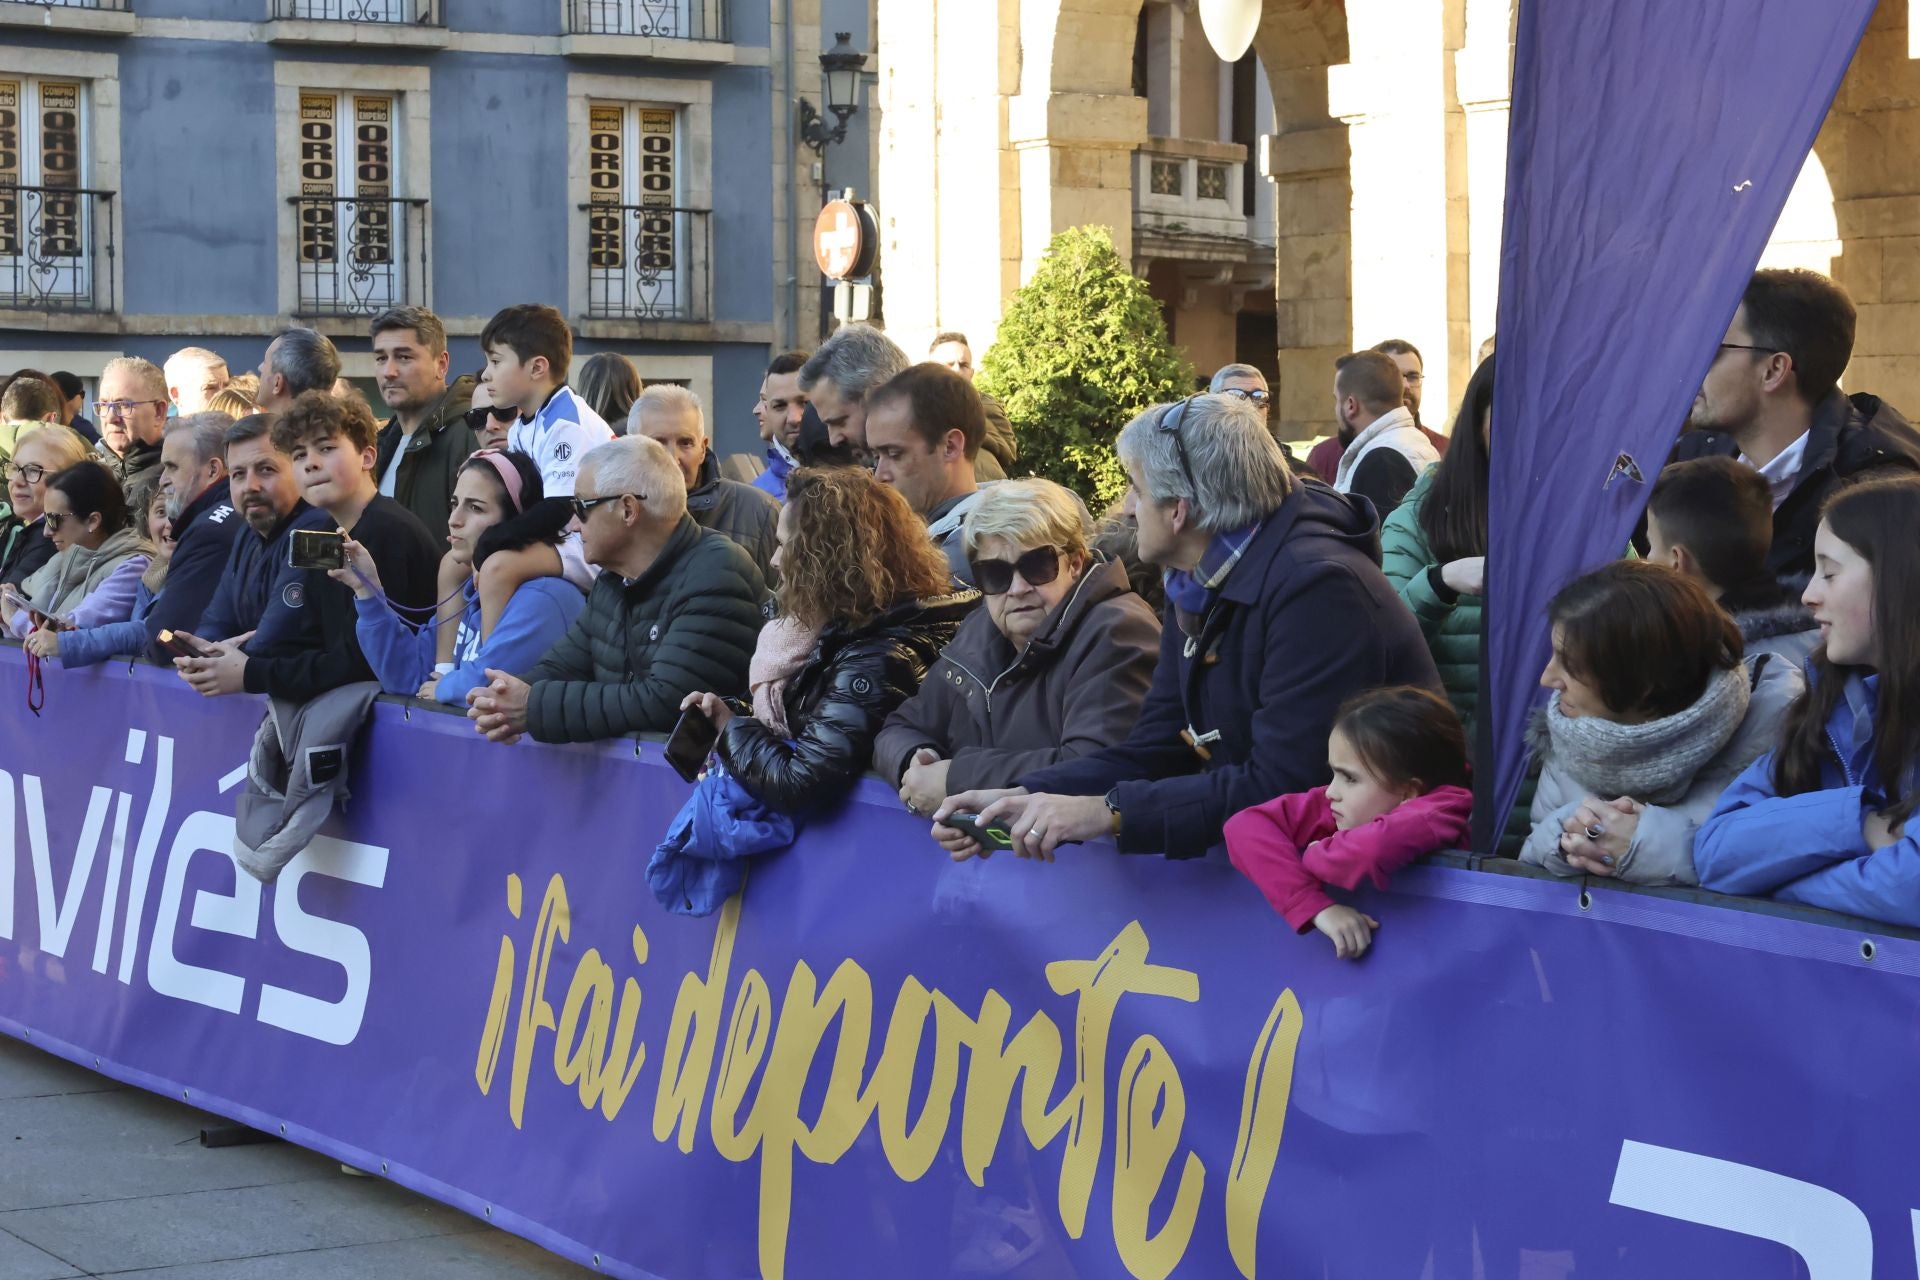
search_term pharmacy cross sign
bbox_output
[813,198,874,280]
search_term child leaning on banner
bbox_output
[1224,686,1473,960]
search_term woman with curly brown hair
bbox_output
[680,466,979,814]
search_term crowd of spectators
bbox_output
[6,265,1920,941]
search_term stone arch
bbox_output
[1013,0,1354,435]
[1786,0,1920,410]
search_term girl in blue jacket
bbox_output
[334,449,584,707]
[1696,476,1920,925]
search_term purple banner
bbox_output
[0,650,1914,1278]
[1484,0,1874,846]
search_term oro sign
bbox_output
[813,196,878,280]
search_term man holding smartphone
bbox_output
[177,393,438,700]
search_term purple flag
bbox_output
[1481,0,1875,847]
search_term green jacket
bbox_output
[1380,467,1481,734]
[372,374,478,554]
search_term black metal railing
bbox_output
[4,0,133,9]
[581,204,710,323]
[270,0,440,22]
[0,184,115,312]
[289,196,428,317]
[567,0,728,41]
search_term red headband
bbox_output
[467,449,524,514]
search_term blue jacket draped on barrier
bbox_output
[0,650,1914,1279]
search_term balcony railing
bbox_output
[3,0,132,8]
[1133,136,1251,243]
[289,195,428,317]
[580,204,710,323]
[567,0,728,41]
[271,0,440,20]
[0,184,115,312]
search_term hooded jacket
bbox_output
[1522,654,1803,885]
[873,557,1160,792]
[752,442,797,503]
[524,515,768,743]
[1697,671,1920,925]
[373,374,479,553]
[1379,466,1479,732]
[97,435,162,498]
[1673,389,1920,589]
[139,480,241,661]
[688,451,781,581]
[719,590,980,814]
[17,525,153,630]
[1226,785,1473,931]
[1019,479,1442,860]
[1719,573,1821,669]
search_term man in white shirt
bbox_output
[1328,350,1438,517]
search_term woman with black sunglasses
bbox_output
[875,478,1161,817]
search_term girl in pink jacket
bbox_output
[1225,686,1473,959]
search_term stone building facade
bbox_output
[0,0,847,459]
[872,0,1920,441]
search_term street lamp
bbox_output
[1197,0,1260,61]
[799,32,868,156]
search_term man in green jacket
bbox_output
[370,306,477,554]
[466,435,769,745]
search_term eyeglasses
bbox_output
[1219,387,1271,406]
[42,511,70,532]
[1401,371,1424,385]
[93,399,164,419]
[3,463,48,485]
[1718,342,1779,356]
[1157,396,1199,495]
[568,492,642,520]
[971,545,1064,596]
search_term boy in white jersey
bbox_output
[473,304,610,634]
[480,303,612,497]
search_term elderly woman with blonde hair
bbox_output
[875,477,1162,816]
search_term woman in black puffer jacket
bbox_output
[681,467,979,815]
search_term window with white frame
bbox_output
[586,101,705,321]
[293,88,423,315]
[0,76,104,309]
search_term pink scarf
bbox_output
[749,616,821,737]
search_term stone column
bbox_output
[1455,0,1512,372]
[1329,0,1467,422]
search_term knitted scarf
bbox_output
[1543,664,1751,803]
[749,616,821,737]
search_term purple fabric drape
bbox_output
[1479,0,1875,849]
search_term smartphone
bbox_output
[664,705,721,783]
[157,629,213,660]
[289,528,346,571]
[943,812,1018,854]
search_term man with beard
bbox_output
[1672,267,1920,588]
[139,413,240,658]
[187,414,334,654]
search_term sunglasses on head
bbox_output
[970,545,1063,596]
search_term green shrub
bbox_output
[977,226,1193,508]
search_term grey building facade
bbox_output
[0,0,842,459]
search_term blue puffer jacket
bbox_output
[1696,672,1920,925]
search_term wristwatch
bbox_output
[1103,788,1123,837]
